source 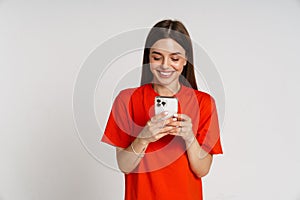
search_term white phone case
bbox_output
[154,96,178,119]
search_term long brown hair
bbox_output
[140,19,198,90]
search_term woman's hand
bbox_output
[137,111,177,145]
[167,114,195,144]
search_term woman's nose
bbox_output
[161,58,169,68]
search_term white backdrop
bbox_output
[1,0,300,199]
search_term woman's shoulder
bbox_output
[196,90,216,107]
[116,84,149,99]
[183,86,216,104]
[181,85,213,99]
[195,90,214,99]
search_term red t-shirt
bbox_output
[102,84,223,200]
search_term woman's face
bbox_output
[149,38,187,87]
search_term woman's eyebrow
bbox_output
[151,51,163,56]
[151,51,182,55]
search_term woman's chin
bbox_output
[152,78,177,87]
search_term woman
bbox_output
[102,19,223,200]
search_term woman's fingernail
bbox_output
[173,113,178,117]
[164,111,168,115]
[173,118,177,121]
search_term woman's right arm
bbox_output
[116,111,176,173]
[116,138,148,174]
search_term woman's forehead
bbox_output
[150,38,185,55]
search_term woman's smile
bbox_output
[157,70,175,78]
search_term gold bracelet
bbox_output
[131,143,145,158]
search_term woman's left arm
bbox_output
[184,134,213,178]
[169,114,213,178]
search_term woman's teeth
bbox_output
[159,71,173,76]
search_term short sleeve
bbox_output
[196,94,223,155]
[101,90,135,148]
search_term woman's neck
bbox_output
[153,83,181,96]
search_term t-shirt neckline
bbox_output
[147,83,184,97]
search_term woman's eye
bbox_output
[153,57,161,61]
[171,58,179,62]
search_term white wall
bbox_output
[1,0,300,199]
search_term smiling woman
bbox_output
[101,19,223,200]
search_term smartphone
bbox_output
[154,96,178,120]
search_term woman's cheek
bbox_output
[149,63,159,70]
[172,63,184,71]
